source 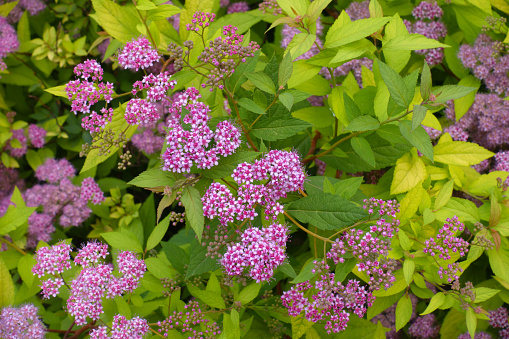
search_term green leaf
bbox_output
[0,1,18,16]
[433,141,494,166]
[378,60,409,108]
[0,257,14,307]
[412,105,427,131]
[292,106,334,128]
[0,204,36,236]
[91,0,142,43]
[128,168,176,188]
[291,314,314,339]
[335,258,357,282]
[466,308,477,339]
[145,215,170,251]
[284,33,317,61]
[101,230,143,253]
[161,241,189,275]
[277,0,309,17]
[44,85,68,98]
[399,121,434,161]
[17,254,36,288]
[390,151,427,194]
[420,62,432,100]
[351,136,375,167]
[147,4,181,20]
[223,310,241,339]
[399,230,411,251]
[395,294,413,331]
[286,194,368,231]
[278,261,297,278]
[434,179,455,210]
[369,0,383,17]
[237,98,266,115]
[330,39,376,64]
[81,103,137,173]
[325,17,391,48]
[188,283,225,309]
[250,117,311,141]
[245,72,276,94]
[279,92,295,111]
[454,76,480,121]
[203,151,260,179]
[473,287,499,303]
[237,283,261,305]
[291,259,319,284]
[403,259,415,286]
[306,0,332,21]
[432,85,477,104]
[228,51,259,93]
[278,52,293,87]
[383,33,449,51]
[180,186,204,242]
[186,240,220,279]
[346,115,380,131]
[421,292,445,315]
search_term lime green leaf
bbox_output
[395,294,413,331]
[330,39,376,64]
[346,115,380,131]
[44,85,68,98]
[0,257,14,307]
[292,106,334,128]
[291,313,314,339]
[145,215,170,251]
[17,254,36,288]
[91,0,142,43]
[421,292,445,315]
[278,52,293,87]
[284,33,316,60]
[434,179,454,210]
[279,92,295,111]
[466,308,477,339]
[369,0,383,17]
[147,4,181,20]
[383,33,449,51]
[432,85,477,104]
[420,62,432,100]
[378,60,409,108]
[325,17,391,48]
[237,283,261,305]
[391,151,427,194]
[101,230,143,253]
[277,0,309,17]
[188,283,225,309]
[286,194,368,230]
[180,186,204,242]
[246,72,276,94]
[128,168,176,188]
[223,310,241,339]
[434,141,494,166]
[454,76,480,121]
[403,259,415,286]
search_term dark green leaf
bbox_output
[420,61,431,100]
[250,118,311,141]
[203,151,261,179]
[278,52,293,87]
[343,92,362,122]
[335,258,357,282]
[186,240,221,278]
[411,105,427,131]
[377,60,409,108]
[228,51,260,93]
[245,72,276,94]
[237,98,266,115]
[351,136,376,167]
[161,241,189,275]
[346,115,380,131]
[399,120,433,161]
[181,186,204,242]
[291,259,319,284]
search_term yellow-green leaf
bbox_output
[391,151,427,194]
[0,257,15,307]
[434,141,494,166]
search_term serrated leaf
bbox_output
[351,136,375,167]
[421,292,446,315]
[434,179,454,210]
[306,0,332,21]
[128,168,176,188]
[180,186,204,242]
[412,105,427,131]
[432,85,477,104]
[403,259,415,286]
[186,240,220,279]
[245,72,276,94]
[278,52,293,87]
[395,294,413,331]
[237,98,266,115]
[161,241,189,275]
[146,215,170,251]
[325,17,390,48]
[250,118,311,141]
[188,284,225,309]
[399,120,434,161]
[391,151,427,194]
[433,141,494,166]
[378,60,409,108]
[346,115,380,131]
[286,194,368,230]
[383,33,449,51]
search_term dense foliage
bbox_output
[0,0,509,338]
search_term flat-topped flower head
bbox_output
[32,241,72,277]
[117,36,161,71]
[0,304,46,339]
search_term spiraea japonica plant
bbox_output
[0,0,508,337]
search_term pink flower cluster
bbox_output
[405,1,447,66]
[221,223,288,282]
[161,87,241,173]
[117,36,161,71]
[408,314,441,338]
[258,0,282,15]
[32,241,146,325]
[90,315,149,339]
[65,60,114,132]
[345,0,370,20]
[0,304,46,339]
[227,1,249,14]
[0,16,19,73]
[27,124,47,148]
[5,128,27,158]
[185,11,215,32]
[281,275,375,334]
[424,216,469,282]
[202,150,306,224]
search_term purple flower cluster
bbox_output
[0,16,19,73]
[445,94,509,149]
[66,60,114,132]
[494,151,509,172]
[161,87,241,173]
[489,307,509,328]
[0,304,46,338]
[90,315,149,339]
[281,19,323,61]
[258,0,282,15]
[0,164,24,217]
[117,36,161,71]
[202,150,306,224]
[157,300,221,337]
[27,124,47,148]
[186,11,215,32]
[423,216,469,282]
[33,241,146,325]
[24,158,104,247]
[131,129,164,154]
[405,1,447,66]
[458,332,493,339]
[345,0,370,20]
[458,34,509,96]
[221,223,288,282]
[281,274,375,334]
[227,1,249,13]
[5,128,27,158]
[408,314,441,338]
[0,0,46,23]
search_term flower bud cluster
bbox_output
[0,304,46,339]
[90,315,149,339]
[66,60,115,132]
[185,11,215,32]
[117,36,161,71]
[161,87,241,173]
[404,1,447,66]
[202,150,306,224]
[196,25,260,90]
[489,307,509,329]
[258,0,282,15]
[32,241,146,325]
[157,300,221,337]
[227,1,249,14]
[423,216,469,260]
[281,274,375,334]
[408,314,441,338]
[221,223,289,282]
